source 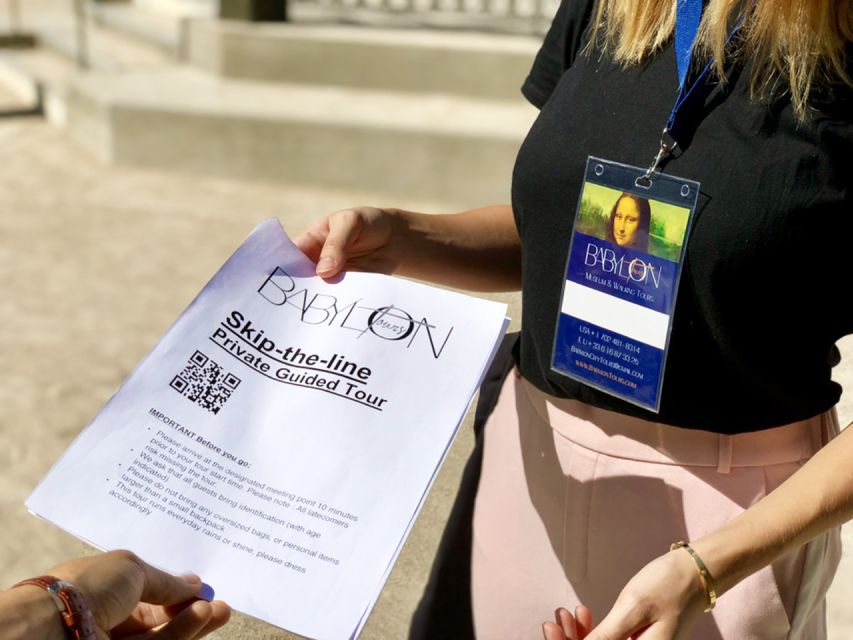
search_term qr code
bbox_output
[170,351,241,414]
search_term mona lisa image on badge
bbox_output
[575,182,690,261]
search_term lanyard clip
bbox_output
[636,128,678,187]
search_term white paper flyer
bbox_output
[27,219,508,640]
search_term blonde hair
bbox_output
[588,0,853,117]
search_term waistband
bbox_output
[519,375,838,472]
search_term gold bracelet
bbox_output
[670,541,717,612]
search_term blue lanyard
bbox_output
[674,0,703,91]
[640,0,747,184]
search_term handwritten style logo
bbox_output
[256,267,454,359]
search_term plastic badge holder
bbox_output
[550,156,700,412]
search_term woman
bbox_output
[605,193,651,252]
[295,0,852,638]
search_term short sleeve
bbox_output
[521,0,596,108]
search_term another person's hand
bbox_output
[580,550,706,640]
[543,604,593,640]
[294,206,400,279]
[45,550,230,639]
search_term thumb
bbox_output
[293,225,328,263]
[586,603,649,640]
[316,210,363,277]
[136,560,202,606]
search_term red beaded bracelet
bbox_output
[12,575,98,640]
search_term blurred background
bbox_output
[0,1,850,637]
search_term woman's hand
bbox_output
[293,204,522,291]
[583,550,706,640]
[46,550,230,639]
[294,206,400,279]
[543,604,593,640]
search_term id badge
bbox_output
[550,157,699,412]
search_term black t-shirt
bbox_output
[512,0,853,433]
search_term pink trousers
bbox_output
[470,371,841,639]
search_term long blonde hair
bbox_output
[588,0,853,117]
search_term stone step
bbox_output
[185,19,540,101]
[133,0,216,19]
[64,66,537,206]
[89,1,183,56]
[30,17,175,72]
[0,47,76,124]
[0,3,173,127]
[83,1,541,101]
[1,1,539,206]
[0,52,42,107]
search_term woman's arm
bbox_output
[293,204,522,292]
[577,418,853,640]
[696,420,853,592]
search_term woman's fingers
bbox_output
[543,620,568,640]
[543,603,596,640]
[542,606,582,640]
[576,605,594,637]
[185,600,231,639]
[556,607,579,639]
[114,600,230,640]
[294,206,395,278]
[585,602,651,640]
[109,603,172,637]
[293,222,329,264]
[136,560,202,608]
[146,600,213,640]
[292,210,361,278]
[133,599,228,640]
[315,210,364,277]
[198,601,231,637]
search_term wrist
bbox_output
[670,541,717,612]
[2,585,67,640]
[11,576,98,640]
[689,528,762,598]
[382,208,437,276]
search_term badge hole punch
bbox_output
[634,175,653,189]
